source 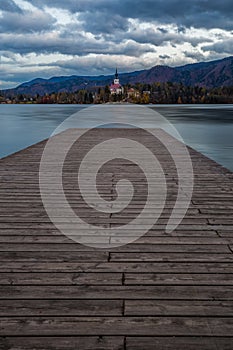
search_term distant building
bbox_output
[110,68,124,95]
[127,87,140,99]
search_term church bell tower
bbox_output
[114,67,120,85]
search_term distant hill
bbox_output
[2,56,233,96]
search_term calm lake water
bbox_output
[0,104,233,171]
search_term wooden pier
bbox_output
[0,128,233,349]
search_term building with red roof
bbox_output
[110,68,124,95]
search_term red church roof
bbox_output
[110,83,121,89]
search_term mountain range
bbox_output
[2,56,233,96]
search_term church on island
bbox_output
[109,68,124,95]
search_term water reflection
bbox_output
[0,104,232,171]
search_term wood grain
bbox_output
[0,127,233,349]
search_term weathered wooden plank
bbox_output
[0,207,200,215]
[0,272,122,285]
[0,243,229,253]
[0,231,233,245]
[0,251,109,262]
[110,252,233,262]
[209,219,233,225]
[0,316,233,336]
[0,285,232,300]
[218,230,233,238]
[126,337,233,350]
[200,208,233,214]
[125,236,233,244]
[0,217,208,229]
[0,223,225,230]
[125,300,233,316]
[125,273,233,285]
[2,235,233,244]
[0,229,220,237]
[0,127,233,343]
[1,262,233,273]
[0,337,124,350]
[0,300,123,316]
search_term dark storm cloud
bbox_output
[0,34,107,55]
[1,0,232,90]
[202,39,233,54]
[183,50,228,62]
[183,51,206,61]
[124,28,213,47]
[177,26,186,34]
[0,0,22,13]
[157,28,169,34]
[78,12,129,34]
[159,54,171,59]
[0,10,56,34]
[0,31,153,57]
[0,0,229,56]
[30,0,233,30]
[39,55,150,75]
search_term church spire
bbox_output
[110,67,124,95]
[115,67,118,79]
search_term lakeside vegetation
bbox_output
[1,82,233,104]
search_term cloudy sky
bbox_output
[0,0,232,89]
